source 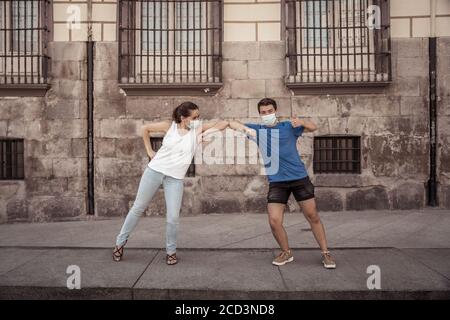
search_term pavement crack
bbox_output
[397,248,450,282]
[218,222,306,248]
[131,249,160,295]
[0,248,51,277]
[333,211,418,246]
[272,250,290,291]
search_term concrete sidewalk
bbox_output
[0,209,449,299]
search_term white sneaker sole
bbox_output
[272,256,294,266]
[323,261,336,269]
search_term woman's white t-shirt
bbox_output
[147,121,200,179]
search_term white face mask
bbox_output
[187,119,201,130]
[261,113,277,126]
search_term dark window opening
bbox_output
[118,0,223,95]
[150,137,195,177]
[313,135,361,173]
[0,138,24,180]
[285,0,391,88]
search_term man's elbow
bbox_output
[305,124,317,133]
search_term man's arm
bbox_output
[291,117,317,132]
[229,120,257,138]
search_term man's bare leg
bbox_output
[268,203,290,251]
[298,198,328,252]
[298,197,336,268]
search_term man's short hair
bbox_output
[257,98,278,113]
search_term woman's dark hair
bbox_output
[172,101,199,123]
[257,98,277,113]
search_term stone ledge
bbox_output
[0,84,50,97]
[313,174,364,187]
[118,83,223,96]
[286,81,391,95]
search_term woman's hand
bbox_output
[147,149,156,161]
[244,127,257,138]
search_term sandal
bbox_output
[112,240,127,262]
[166,253,178,265]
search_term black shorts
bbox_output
[267,176,315,204]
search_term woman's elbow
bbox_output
[141,126,150,136]
[228,120,238,128]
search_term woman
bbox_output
[113,101,228,265]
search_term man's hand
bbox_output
[291,117,304,128]
[291,117,317,132]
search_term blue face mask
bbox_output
[261,113,277,126]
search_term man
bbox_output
[229,98,336,269]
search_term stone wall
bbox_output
[437,38,450,208]
[92,38,445,218]
[0,37,449,223]
[0,42,88,223]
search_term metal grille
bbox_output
[285,0,391,84]
[0,138,24,179]
[313,135,360,173]
[0,0,50,84]
[118,0,223,85]
[150,137,195,177]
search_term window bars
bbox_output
[313,135,361,173]
[0,0,50,85]
[0,138,24,180]
[118,0,223,86]
[285,0,391,85]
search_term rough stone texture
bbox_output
[390,182,426,210]
[1,37,449,222]
[0,42,89,223]
[314,189,344,212]
[437,38,450,208]
[346,186,390,211]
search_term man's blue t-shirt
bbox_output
[245,120,308,183]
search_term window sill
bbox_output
[286,81,391,95]
[312,173,363,187]
[0,84,50,97]
[118,83,223,96]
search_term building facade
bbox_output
[0,0,449,223]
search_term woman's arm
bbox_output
[229,120,257,138]
[141,121,171,159]
[201,120,229,137]
[291,117,317,132]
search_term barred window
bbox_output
[118,0,223,96]
[150,137,195,177]
[0,138,24,180]
[0,0,51,90]
[285,0,391,91]
[313,135,361,174]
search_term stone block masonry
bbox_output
[1,37,449,223]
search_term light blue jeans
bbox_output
[115,167,184,255]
